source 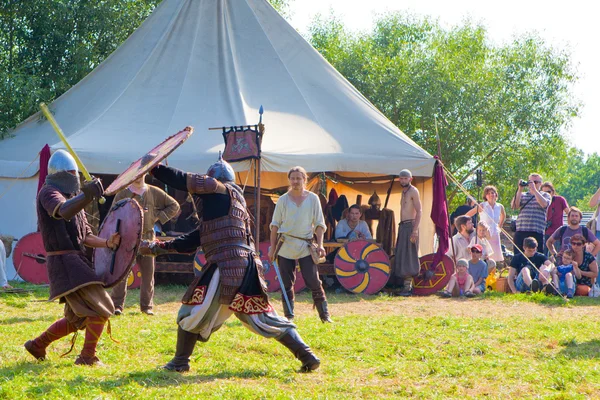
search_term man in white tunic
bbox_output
[269,166,331,322]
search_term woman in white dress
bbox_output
[466,185,506,267]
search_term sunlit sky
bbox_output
[288,0,599,155]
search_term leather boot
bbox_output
[398,278,413,297]
[276,329,320,372]
[24,318,77,361]
[315,300,333,323]
[282,289,295,320]
[75,316,107,366]
[162,327,199,372]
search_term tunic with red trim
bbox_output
[151,165,269,310]
[37,185,102,301]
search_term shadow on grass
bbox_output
[558,339,600,359]
[91,368,273,390]
[0,316,55,325]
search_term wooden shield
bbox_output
[104,127,193,196]
[12,232,49,285]
[413,254,455,296]
[258,242,306,293]
[126,263,142,289]
[334,240,390,294]
[94,198,143,288]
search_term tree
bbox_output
[0,0,163,139]
[308,13,579,211]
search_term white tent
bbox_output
[0,0,436,280]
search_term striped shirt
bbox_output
[516,191,551,234]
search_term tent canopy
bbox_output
[0,0,434,185]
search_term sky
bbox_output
[287,0,600,155]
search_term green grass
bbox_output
[1,283,600,399]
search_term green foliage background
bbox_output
[1,0,598,211]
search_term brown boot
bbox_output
[162,327,199,372]
[75,355,105,366]
[276,329,320,372]
[315,300,333,323]
[76,316,107,366]
[24,318,77,361]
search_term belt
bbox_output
[400,220,415,225]
[46,250,82,256]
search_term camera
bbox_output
[519,180,530,187]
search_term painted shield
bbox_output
[104,127,193,196]
[413,254,455,296]
[334,240,390,294]
[12,232,49,284]
[126,263,142,289]
[94,198,143,288]
[258,242,306,293]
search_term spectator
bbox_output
[510,173,551,253]
[469,221,496,272]
[440,259,475,298]
[546,207,599,264]
[450,197,476,235]
[589,186,600,263]
[466,186,506,268]
[0,237,13,289]
[507,237,552,293]
[468,244,488,295]
[541,182,569,255]
[551,249,575,298]
[446,215,474,262]
[569,234,599,296]
[335,204,372,240]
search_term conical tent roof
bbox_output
[0,0,434,184]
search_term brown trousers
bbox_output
[278,255,326,304]
[111,255,155,311]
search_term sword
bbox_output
[271,235,292,315]
[39,103,106,204]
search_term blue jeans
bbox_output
[515,269,535,292]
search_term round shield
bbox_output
[104,127,193,196]
[94,198,143,288]
[334,240,390,294]
[258,242,306,293]
[413,254,455,296]
[12,232,49,284]
[126,263,142,289]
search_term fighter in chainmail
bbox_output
[24,150,120,366]
[143,154,320,373]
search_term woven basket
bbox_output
[495,268,510,293]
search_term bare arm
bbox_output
[590,187,600,208]
[84,233,120,250]
[511,182,523,210]
[507,267,517,293]
[546,236,558,256]
[411,188,422,244]
[529,182,550,209]
[499,204,506,228]
[590,239,600,257]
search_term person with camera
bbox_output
[510,173,551,254]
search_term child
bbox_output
[470,221,496,273]
[440,258,475,298]
[468,244,488,294]
[551,249,576,298]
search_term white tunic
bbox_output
[270,192,326,260]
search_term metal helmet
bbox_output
[48,149,78,175]
[207,152,235,183]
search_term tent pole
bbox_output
[256,158,261,244]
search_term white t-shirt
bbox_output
[335,219,372,240]
[469,237,494,260]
